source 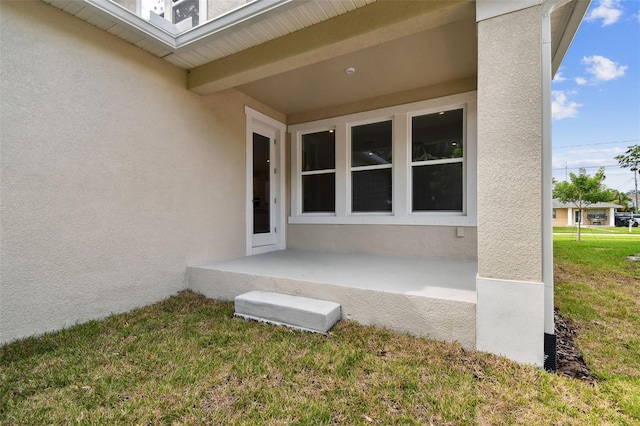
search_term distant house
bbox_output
[0,0,591,369]
[553,200,622,227]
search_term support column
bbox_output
[476,2,545,366]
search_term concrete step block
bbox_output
[234,291,341,333]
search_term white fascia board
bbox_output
[476,0,542,22]
[84,0,177,46]
[175,0,305,47]
[82,0,300,50]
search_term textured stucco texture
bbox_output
[0,1,281,344]
[288,224,478,260]
[476,5,543,282]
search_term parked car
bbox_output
[615,213,639,227]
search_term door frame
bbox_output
[245,106,286,255]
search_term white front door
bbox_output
[245,107,286,255]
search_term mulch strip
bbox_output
[555,308,597,384]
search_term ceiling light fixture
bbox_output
[345,67,355,74]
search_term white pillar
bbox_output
[476,2,545,366]
[609,207,615,226]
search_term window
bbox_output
[552,209,557,219]
[411,110,463,211]
[171,0,200,26]
[351,121,392,212]
[289,92,477,226]
[138,0,204,26]
[301,130,335,213]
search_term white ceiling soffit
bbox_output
[41,0,376,69]
[236,17,478,116]
[549,0,591,75]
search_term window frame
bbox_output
[289,91,477,227]
[300,129,336,213]
[409,108,466,214]
[349,117,394,214]
[166,0,206,26]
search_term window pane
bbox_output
[352,121,392,166]
[412,109,463,162]
[302,131,335,171]
[352,169,392,212]
[412,163,462,211]
[173,0,199,25]
[303,174,335,212]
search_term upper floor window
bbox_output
[171,0,200,26]
[139,0,204,26]
[289,92,477,226]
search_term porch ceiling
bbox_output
[235,17,478,116]
[189,0,478,116]
[44,0,587,119]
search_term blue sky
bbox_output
[552,0,640,193]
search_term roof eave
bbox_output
[551,0,591,76]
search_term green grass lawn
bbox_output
[554,235,640,421]
[2,237,639,424]
[554,226,640,235]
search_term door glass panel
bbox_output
[253,133,270,234]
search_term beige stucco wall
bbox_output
[208,0,247,20]
[287,225,477,259]
[0,1,280,344]
[553,208,569,227]
[476,5,543,282]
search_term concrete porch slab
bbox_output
[188,250,478,348]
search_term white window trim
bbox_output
[289,91,477,227]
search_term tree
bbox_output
[553,167,609,241]
[606,188,631,212]
[615,144,640,213]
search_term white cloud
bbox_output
[586,0,623,26]
[574,76,587,85]
[553,71,567,82]
[582,55,627,81]
[552,91,582,120]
